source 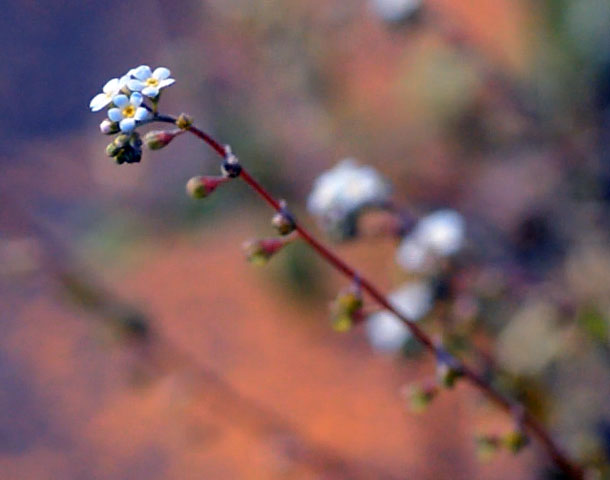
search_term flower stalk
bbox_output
[87,66,583,477]
[150,113,584,480]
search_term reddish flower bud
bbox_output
[186,175,229,199]
[144,129,180,150]
[243,236,294,266]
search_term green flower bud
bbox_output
[176,113,194,130]
[272,208,296,236]
[114,145,142,165]
[475,435,500,462]
[129,132,142,149]
[403,383,438,413]
[106,142,121,158]
[437,361,463,388]
[330,288,363,332]
[503,431,529,454]
[113,134,131,148]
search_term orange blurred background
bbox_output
[2,1,610,479]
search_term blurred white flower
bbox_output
[127,65,175,98]
[307,159,391,239]
[365,281,433,352]
[370,0,423,24]
[89,75,130,112]
[396,209,465,272]
[107,92,150,132]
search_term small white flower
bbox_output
[307,159,391,239]
[365,281,433,353]
[89,74,130,112]
[396,209,465,272]
[107,92,150,132]
[127,65,175,98]
[370,0,423,23]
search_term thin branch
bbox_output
[153,115,584,479]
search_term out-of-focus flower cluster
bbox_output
[369,0,423,25]
[89,65,175,164]
[307,159,392,240]
[307,158,467,354]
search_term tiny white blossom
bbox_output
[89,75,130,112]
[365,281,433,353]
[107,92,150,132]
[370,0,423,23]
[127,65,175,98]
[396,209,465,272]
[307,159,391,239]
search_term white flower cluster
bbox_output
[89,65,175,133]
[365,211,465,353]
[396,209,465,273]
[365,281,433,352]
[307,159,392,240]
[370,0,423,24]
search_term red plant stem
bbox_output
[156,116,583,479]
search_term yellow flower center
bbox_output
[146,77,159,87]
[122,105,136,118]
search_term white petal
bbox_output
[395,237,428,272]
[130,92,143,107]
[119,118,136,132]
[415,210,465,256]
[158,78,175,89]
[102,78,119,94]
[89,93,110,112]
[132,65,152,80]
[127,79,145,91]
[152,67,170,80]
[113,94,129,108]
[365,312,409,353]
[108,108,123,122]
[118,74,131,89]
[134,107,149,121]
[142,86,159,98]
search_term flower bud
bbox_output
[436,360,463,388]
[176,113,194,130]
[144,130,179,150]
[129,131,142,149]
[475,435,501,462]
[186,175,229,199]
[115,147,141,165]
[106,142,121,157]
[272,204,296,236]
[402,383,438,413]
[330,288,363,332]
[243,237,292,266]
[221,151,242,178]
[113,134,131,148]
[100,119,120,135]
[502,431,529,454]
